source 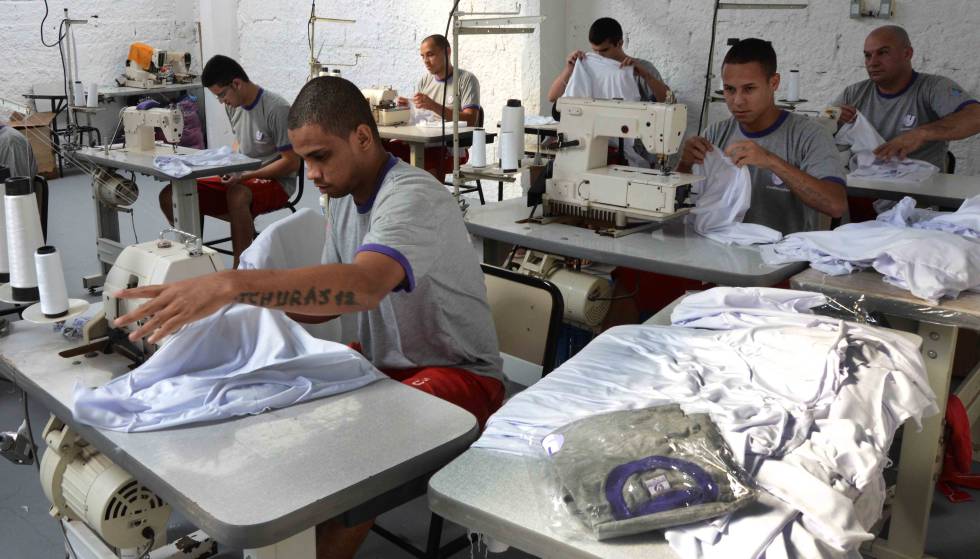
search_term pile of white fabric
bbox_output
[153,145,253,178]
[73,209,378,432]
[474,287,937,558]
[761,195,980,302]
[836,111,938,184]
[687,148,783,246]
[72,304,384,432]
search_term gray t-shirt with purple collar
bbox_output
[832,72,978,170]
[323,155,503,381]
[703,111,846,235]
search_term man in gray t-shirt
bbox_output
[118,74,504,441]
[547,17,669,104]
[159,55,301,266]
[679,39,846,235]
[391,34,481,179]
[833,25,980,171]
[115,78,505,556]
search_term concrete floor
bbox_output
[1,168,978,558]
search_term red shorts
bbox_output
[196,176,289,216]
[383,367,504,429]
[385,141,468,178]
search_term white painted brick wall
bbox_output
[1,1,200,112]
[235,0,542,159]
[567,0,980,174]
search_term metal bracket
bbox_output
[850,0,894,18]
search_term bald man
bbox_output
[834,25,980,170]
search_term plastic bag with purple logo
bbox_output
[540,404,756,540]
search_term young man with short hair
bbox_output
[679,38,847,234]
[547,17,669,104]
[159,55,301,266]
[834,25,980,170]
[116,76,504,558]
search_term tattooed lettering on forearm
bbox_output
[235,288,358,307]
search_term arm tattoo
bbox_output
[235,288,359,308]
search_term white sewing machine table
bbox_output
[426,305,728,559]
[847,172,980,209]
[0,319,478,557]
[74,146,261,276]
[466,198,804,286]
[792,268,980,559]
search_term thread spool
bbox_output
[4,177,44,302]
[72,81,86,107]
[470,128,487,168]
[34,246,69,318]
[500,132,519,172]
[0,166,9,283]
[86,82,99,108]
[786,70,800,102]
[501,99,524,169]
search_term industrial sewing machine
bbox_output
[81,229,225,361]
[122,106,183,153]
[537,98,700,237]
[361,86,410,126]
[120,42,195,89]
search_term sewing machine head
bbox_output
[361,86,410,126]
[96,229,224,358]
[122,106,183,153]
[541,98,701,236]
[122,42,194,88]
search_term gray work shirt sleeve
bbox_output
[268,101,293,152]
[925,75,979,117]
[459,71,480,110]
[797,122,847,184]
[635,59,664,102]
[359,187,440,292]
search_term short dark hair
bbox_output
[201,55,249,87]
[723,38,777,77]
[288,76,379,141]
[422,34,450,51]
[589,17,623,46]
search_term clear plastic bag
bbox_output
[537,404,756,541]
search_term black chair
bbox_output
[204,159,306,256]
[947,151,956,174]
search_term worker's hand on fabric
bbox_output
[838,105,858,125]
[680,136,714,167]
[396,96,409,107]
[113,272,236,344]
[413,93,436,112]
[566,50,585,66]
[873,129,925,161]
[620,56,648,79]
[220,172,242,185]
[725,140,774,169]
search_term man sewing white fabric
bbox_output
[389,34,481,179]
[115,76,504,559]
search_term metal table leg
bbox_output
[866,322,956,559]
[409,143,426,169]
[171,177,202,238]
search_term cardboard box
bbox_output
[10,112,59,179]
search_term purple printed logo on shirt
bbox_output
[902,113,917,128]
